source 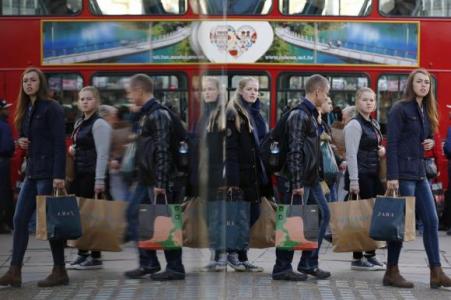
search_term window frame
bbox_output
[278,0,372,17]
[88,0,188,16]
[0,0,82,17]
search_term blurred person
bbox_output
[66,86,112,270]
[98,105,133,202]
[386,68,451,289]
[444,123,451,235]
[0,67,67,288]
[344,87,386,271]
[0,99,14,233]
[225,77,272,272]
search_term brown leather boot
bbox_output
[382,265,414,288]
[37,266,69,287]
[430,266,451,289]
[0,265,22,287]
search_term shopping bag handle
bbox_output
[53,188,67,196]
[153,193,168,205]
[290,193,304,206]
[346,193,360,201]
[94,192,106,200]
[385,188,399,197]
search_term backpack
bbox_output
[145,102,191,173]
[260,105,309,173]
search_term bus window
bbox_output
[199,73,270,122]
[45,73,83,135]
[380,0,451,17]
[92,73,188,123]
[377,74,437,134]
[280,0,371,16]
[89,0,187,15]
[277,73,369,119]
[1,0,81,15]
[196,0,271,15]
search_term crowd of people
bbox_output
[0,67,450,290]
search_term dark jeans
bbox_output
[352,173,383,260]
[237,202,260,262]
[11,178,65,266]
[70,173,101,259]
[0,158,14,228]
[387,179,440,267]
[130,183,184,273]
[273,179,330,275]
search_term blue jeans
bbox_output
[273,180,330,275]
[109,172,130,202]
[11,178,66,266]
[387,179,440,267]
[128,183,184,273]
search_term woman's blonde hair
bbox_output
[78,86,101,111]
[403,68,439,133]
[355,87,376,114]
[226,77,258,132]
[202,77,226,132]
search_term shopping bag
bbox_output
[120,142,136,180]
[249,197,276,248]
[36,191,82,241]
[329,196,385,252]
[321,141,339,184]
[275,195,319,251]
[67,198,127,252]
[138,196,183,250]
[369,192,416,242]
[224,189,250,250]
[182,197,209,248]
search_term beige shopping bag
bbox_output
[182,197,209,248]
[249,197,276,248]
[329,197,385,252]
[403,196,416,242]
[68,198,127,252]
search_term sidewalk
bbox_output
[1,232,451,299]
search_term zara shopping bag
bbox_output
[329,196,385,252]
[138,195,183,250]
[275,195,319,251]
[36,190,82,241]
[223,189,250,250]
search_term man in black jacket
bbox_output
[123,74,185,281]
[273,74,331,281]
[0,99,14,233]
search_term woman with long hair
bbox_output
[385,68,451,288]
[225,77,271,272]
[344,87,386,271]
[66,86,111,270]
[0,67,67,287]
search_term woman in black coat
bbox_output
[0,67,67,288]
[225,77,271,272]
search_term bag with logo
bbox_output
[36,190,82,241]
[275,195,319,251]
[369,192,416,242]
[67,197,127,252]
[222,189,250,250]
[329,195,385,252]
[138,195,183,250]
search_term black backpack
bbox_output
[260,105,309,173]
[145,102,191,173]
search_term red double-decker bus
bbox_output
[0,0,450,193]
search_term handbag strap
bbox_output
[346,193,361,201]
[153,193,168,205]
[53,188,67,196]
[290,193,304,206]
[385,188,399,197]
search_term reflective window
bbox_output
[1,0,81,15]
[196,0,272,15]
[280,0,371,16]
[199,73,270,122]
[89,0,187,15]
[377,74,437,134]
[380,0,451,17]
[92,73,188,122]
[277,73,369,119]
[46,73,83,135]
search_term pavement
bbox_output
[2,232,451,299]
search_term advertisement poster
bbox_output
[42,20,418,66]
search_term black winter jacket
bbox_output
[20,98,66,180]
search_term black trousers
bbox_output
[0,158,14,228]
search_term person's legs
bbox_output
[109,172,129,201]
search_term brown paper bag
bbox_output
[249,197,276,248]
[403,196,416,242]
[329,198,386,252]
[182,198,209,248]
[68,198,127,252]
[36,195,48,240]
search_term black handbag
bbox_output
[424,158,438,179]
